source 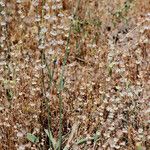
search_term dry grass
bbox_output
[0,0,150,149]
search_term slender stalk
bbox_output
[44,54,57,150]
[57,0,81,149]
[2,1,13,104]
[36,0,53,148]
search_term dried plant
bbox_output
[0,0,149,150]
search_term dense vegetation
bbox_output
[0,0,149,149]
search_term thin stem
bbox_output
[36,0,53,148]
[58,0,81,149]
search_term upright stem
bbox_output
[37,0,53,148]
[58,0,81,149]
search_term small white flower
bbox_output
[1,21,6,26]
[68,16,73,20]
[49,16,58,22]
[52,25,57,29]
[50,30,58,36]
[41,27,48,33]
[0,10,6,15]
[17,145,25,150]
[46,92,50,98]
[57,4,63,9]
[58,13,64,17]
[57,40,64,45]
[0,61,6,66]
[18,10,23,14]
[57,25,64,29]
[35,15,41,22]
[20,15,25,19]
[146,12,150,17]
[0,2,5,7]
[0,36,6,41]
[38,45,45,49]
[138,128,143,134]
[17,132,24,138]
[48,48,54,55]
[43,3,50,10]
[32,0,39,7]
[52,5,57,10]
[49,39,58,46]
[44,14,50,20]
[16,0,22,3]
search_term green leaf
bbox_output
[55,140,60,150]
[76,137,94,145]
[76,134,100,145]
[44,129,57,148]
[109,62,115,68]
[93,133,99,143]
[26,133,39,143]
[137,144,143,150]
[76,138,88,145]
[108,62,115,76]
